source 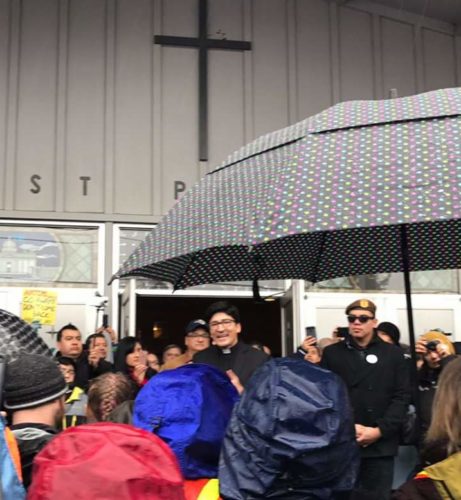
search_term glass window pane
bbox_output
[0,225,99,287]
[311,270,459,294]
[119,228,170,290]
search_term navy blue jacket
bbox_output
[219,358,359,499]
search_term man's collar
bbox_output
[347,330,380,350]
[219,341,241,354]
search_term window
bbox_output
[312,270,459,294]
[0,224,100,287]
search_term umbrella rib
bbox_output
[208,138,302,175]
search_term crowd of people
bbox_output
[1,298,460,499]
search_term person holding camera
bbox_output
[415,330,456,447]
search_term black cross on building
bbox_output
[154,0,252,162]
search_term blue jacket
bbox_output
[219,357,359,499]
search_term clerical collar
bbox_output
[220,341,240,355]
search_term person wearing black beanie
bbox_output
[5,353,67,489]
[377,322,401,347]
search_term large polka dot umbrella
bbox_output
[112,87,461,353]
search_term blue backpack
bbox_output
[133,364,239,479]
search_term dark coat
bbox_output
[321,334,411,458]
[219,358,359,499]
[193,341,268,386]
[417,355,457,444]
[10,423,58,489]
[55,351,113,390]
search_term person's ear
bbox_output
[86,403,96,422]
[56,396,65,419]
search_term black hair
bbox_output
[204,301,241,323]
[56,356,77,369]
[84,332,107,351]
[113,337,141,374]
[57,323,79,342]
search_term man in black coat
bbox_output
[193,301,268,393]
[322,299,410,500]
[55,323,112,390]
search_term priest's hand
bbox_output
[226,369,244,395]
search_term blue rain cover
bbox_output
[133,363,239,479]
[219,357,360,499]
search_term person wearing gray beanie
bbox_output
[5,353,67,489]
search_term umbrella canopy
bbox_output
[113,87,461,289]
[0,309,52,408]
[0,309,52,362]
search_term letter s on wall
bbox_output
[30,174,42,194]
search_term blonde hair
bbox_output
[87,372,134,422]
[425,357,461,455]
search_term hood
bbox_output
[27,423,185,500]
[425,451,461,499]
[219,357,360,499]
[133,363,239,479]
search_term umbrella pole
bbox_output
[400,225,417,360]
[400,224,420,414]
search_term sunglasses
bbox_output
[347,314,374,324]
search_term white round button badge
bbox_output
[366,354,378,364]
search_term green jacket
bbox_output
[424,451,461,499]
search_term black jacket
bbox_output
[417,355,457,442]
[10,423,58,489]
[322,334,411,457]
[55,351,112,390]
[193,341,268,386]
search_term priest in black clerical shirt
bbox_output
[193,301,269,392]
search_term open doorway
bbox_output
[135,296,282,358]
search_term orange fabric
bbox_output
[5,426,23,481]
[184,479,209,499]
[184,479,221,500]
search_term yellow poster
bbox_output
[21,289,58,326]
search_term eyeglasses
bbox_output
[187,333,210,339]
[347,315,374,324]
[347,314,375,323]
[209,319,236,329]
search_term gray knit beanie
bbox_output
[4,354,67,410]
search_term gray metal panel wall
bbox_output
[114,0,154,215]
[0,0,458,222]
[0,0,9,209]
[15,0,59,212]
